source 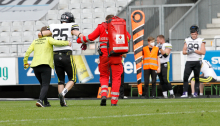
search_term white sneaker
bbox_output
[181,92,188,98]
[124,96,128,99]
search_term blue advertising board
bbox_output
[18,54,172,84]
[204,50,220,76]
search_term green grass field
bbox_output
[1,98,220,126]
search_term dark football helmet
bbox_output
[60,12,75,23]
[190,25,199,33]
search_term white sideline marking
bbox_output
[129,100,220,104]
[0,110,219,123]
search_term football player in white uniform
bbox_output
[191,60,217,96]
[38,12,84,106]
[181,25,206,98]
[157,35,175,98]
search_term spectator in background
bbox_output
[143,37,160,99]
[23,26,71,107]
[191,60,217,96]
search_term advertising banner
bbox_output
[0,0,59,21]
[18,54,173,84]
[204,50,220,78]
[0,58,16,85]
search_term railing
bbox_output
[169,0,220,51]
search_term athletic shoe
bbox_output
[100,96,107,106]
[36,100,44,107]
[44,102,51,107]
[58,93,67,107]
[181,92,188,98]
[124,96,128,99]
[111,104,118,106]
[164,96,168,99]
[193,93,198,97]
[169,94,175,98]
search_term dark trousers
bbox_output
[33,65,51,103]
[110,65,124,98]
[183,61,201,93]
[158,62,172,92]
[144,69,157,97]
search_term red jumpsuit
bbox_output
[77,22,131,104]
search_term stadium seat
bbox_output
[10,47,21,56]
[10,36,22,43]
[116,0,128,2]
[74,18,81,24]
[81,3,92,9]
[70,8,81,14]
[70,11,81,18]
[59,10,68,15]
[23,25,34,32]
[81,13,93,19]
[94,18,103,24]
[116,1,126,8]
[24,21,35,26]
[93,12,105,18]
[104,2,116,8]
[82,0,92,3]
[48,10,58,14]
[104,0,115,2]
[48,20,60,24]
[106,7,117,13]
[82,29,93,36]
[22,36,34,43]
[58,4,69,10]
[93,2,104,8]
[0,32,11,37]
[36,21,47,26]
[11,32,22,36]
[93,0,104,2]
[81,24,93,30]
[82,8,93,13]
[0,22,11,32]
[0,46,10,56]
[82,19,93,24]
[59,0,70,4]
[34,25,45,31]
[11,21,23,32]
[46,14,58,20]
[23,32,34,36]
[94,8,105,13]
[69,3,81,9]
[71,0,81,3]
[0,37,10,43]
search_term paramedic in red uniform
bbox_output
[77,15,131,106]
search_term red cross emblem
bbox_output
[119,35,122,39]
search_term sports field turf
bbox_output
[0,98,220,126]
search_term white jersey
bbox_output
[201,60,217,80]
[185,37,205,61]
[158,43,172,64]
[48,23,79,51]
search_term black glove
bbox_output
[81,44,87,51]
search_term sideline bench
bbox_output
[129,82,220,97]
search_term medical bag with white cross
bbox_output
[102,16,129,56]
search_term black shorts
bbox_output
[54,50,76,84]
[191,76,217,83]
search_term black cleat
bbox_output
[169,94,175,99]
[58,93,67,107]
[36,100,45,107]
[44,101,51,107]
[111,104,118,106]
[100,96,107,106]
